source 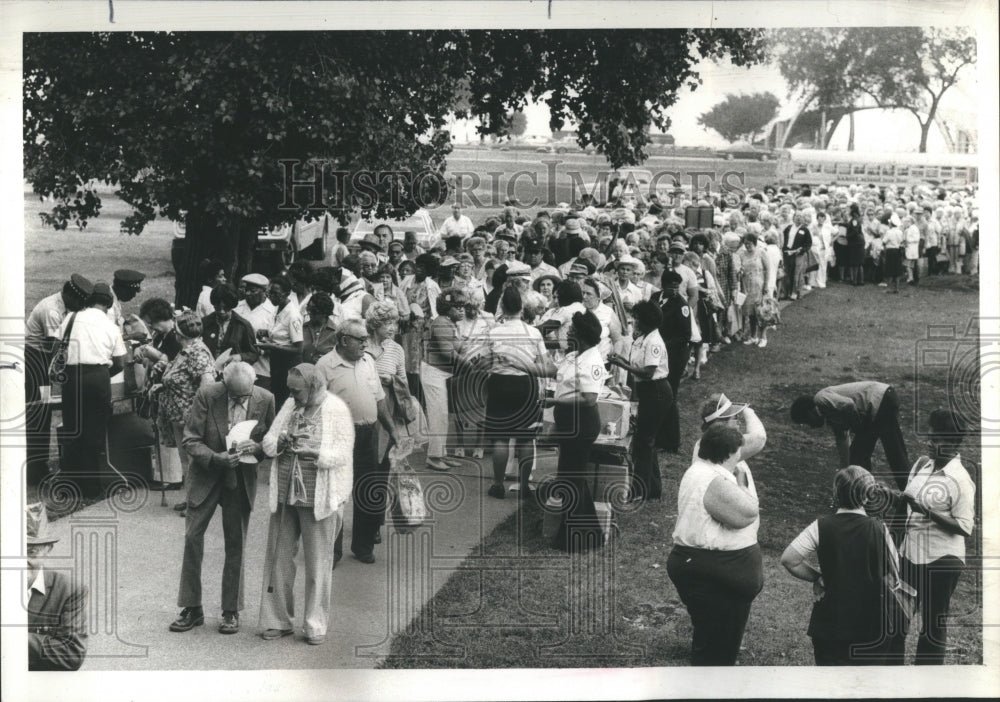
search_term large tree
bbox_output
[697,92,780,143]
[772,27,976,152]
[24,30,765,306]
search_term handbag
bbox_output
[47,312,77,385]
[805,249,820,273]
[883,525,918,624]
[388,449,427,534]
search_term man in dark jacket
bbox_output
[782,212,813,299]
[26,502,88,671]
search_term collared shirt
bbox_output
[590,303,616,359]
[229,394,248,430]
[673,458,759,550]
[28,567,46,598]
[554,345,606,400]
[901,455,975,565]
[612,279,644,308]
[269,303,304,347]
[25,293,67,351]
[629,330,669,381]
[315,347,384,424]
[673,264,698,302]
[234,299,277,377]
[58,307,126,365]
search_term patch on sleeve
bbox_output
[681,306,690,318]
[591,365,603,380]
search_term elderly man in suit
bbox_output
[170,361,275,635]
[26,502,88,671]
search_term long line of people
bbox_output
[23,177,977,660]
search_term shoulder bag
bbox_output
[47,313,77,385]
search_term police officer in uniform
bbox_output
[655,270,692,400]
[108,269,146,329]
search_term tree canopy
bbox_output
[23,30,765,303]
[697,92,780,144]
[771,27,976,152]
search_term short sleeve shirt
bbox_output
[487,319,545,376]
[813,381,887,432]
[554,345,606,400]
[25,293,66,350]
[58,308,126,365]
[269,303,304,347]
[234,299,277,377]
[316,348,385,424]
[901,455,975,564]
[629,330,670,380]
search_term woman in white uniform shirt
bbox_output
[667,423,763,666]
[58,283,127,498]
[608,300,672,502]
[547,310,606,552]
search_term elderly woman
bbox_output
[365,300,422,461]
[401,252,441,391]
[153,311,215,513]
[421,288,466,471]
[532,273,561,311]
[259,364,354,645]
[137,297,181,363]
[454,294,494,460]
[546,310,605,550]
[682,252,719,378]
[608,301,672,502]
[889,409,975,664]
[302,292,338,364]
[738,233,769,347]
[580,277,623,362]
[782,466,906,665]
[667,423,763,666]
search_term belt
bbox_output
[354,421,377,429]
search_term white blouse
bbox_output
[672,458,759,551]
[554,345,606,400]
[629,330,670,381]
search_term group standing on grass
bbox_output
[22,177,977,663]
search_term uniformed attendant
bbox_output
[109,269,145,329]
[234,273,277,389]
[24,274,93,485]
[58,282,127,498]
[545,310,606,552]
[655,270,692,400]
[608,300,675,502]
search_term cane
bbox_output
[264,437,298,596]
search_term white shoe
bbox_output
[453,448,465,458]
[802,285,812,292]
[472,448,484,459]
[743,338,758,345]
[758,338,768,348]
[878,282,888,287]
[790,293,798,300]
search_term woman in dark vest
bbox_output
[781,465,906,665]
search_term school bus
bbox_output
[776,148,979,189]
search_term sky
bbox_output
[449,54,978,154]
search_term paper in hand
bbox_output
[226,419,260,464]
[213,348,233,374]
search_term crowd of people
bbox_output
[22,177,978,665]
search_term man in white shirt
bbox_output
[525,240,560,280]
[439,203,474,239]
[234,273,277,388]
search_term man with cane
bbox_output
[169,361,274,635]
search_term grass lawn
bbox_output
[379,279,983,668]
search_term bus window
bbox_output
[896,165,909,177]
[925,166,939,178]
[853,163,867,175]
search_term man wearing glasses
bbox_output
[170,361,275,636]
[316,319,399,565]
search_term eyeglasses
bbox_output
[343,334,368,344]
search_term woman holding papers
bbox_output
[259,363,354,645]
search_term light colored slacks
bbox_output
[259,504,341,638]
[420,361,452,458]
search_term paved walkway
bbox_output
[40,451,529,670]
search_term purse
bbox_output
[805,249,820,273]
[883,524,918,624]
[47,312,77,385]
[388,450,428,534]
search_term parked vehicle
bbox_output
[350,208,437,249]
[717,141,775,161]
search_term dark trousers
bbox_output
[60,364,111,498]
[268,350,300,410]
[902,555,963,664]
[552,402,602,552]
[782,252,798,297]
[631,379,672,500]
[667,543,763,666]
[335,424,384,559]
[24,345,52,486]
[177,474,251,612]
[849,386,910,490]
[665,341,689,399]
[925,247,940,275]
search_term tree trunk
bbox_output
[847,111,855,151]
[175,215,216,309]
[918,119,932,153]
